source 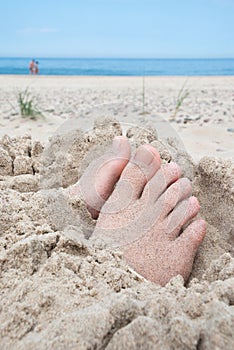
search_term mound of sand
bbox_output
[0,117,233,349]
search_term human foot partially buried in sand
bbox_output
[68,136,206,286]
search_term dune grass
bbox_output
[18,87,43,120]
[140,76,150,115]
[171,80,189,120]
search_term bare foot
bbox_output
[67,136,131,219]
[92,144,206,286]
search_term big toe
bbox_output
[71,136,131,218]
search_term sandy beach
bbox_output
[0,75,233,160]
[0,75,234,349]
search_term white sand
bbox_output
[0,75,234,349]
[0,75,233,161]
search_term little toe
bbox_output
[164,196,201,239]
[177,219,206,253]
[114,144,161,201]
[156,177,192,219]
[167,218,206,283]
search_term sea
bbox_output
[0,58,234,76]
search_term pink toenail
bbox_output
[112,137,121,153]
[133,146,155,165]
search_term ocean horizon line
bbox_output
[1,56,234,60]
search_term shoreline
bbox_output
[1,74,234,77]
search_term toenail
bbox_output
[112,137,121,153]
[133,146,154,165]
[190,196,200,209]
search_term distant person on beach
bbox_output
[29,59,39,74]
[29,59,35,74]
[35,61,39,75]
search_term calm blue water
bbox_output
[0,57,234,76]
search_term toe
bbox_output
[164,196,201,239]
[95,136,131,199]
[114,144,161,201]
[177,219,206,252]
[75,136,131,218]
[155,177,192,219]
[141,162,181,204]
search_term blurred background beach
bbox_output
[0,73,233,161]
[0,0,233,161]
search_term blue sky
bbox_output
[1,0,234,58]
